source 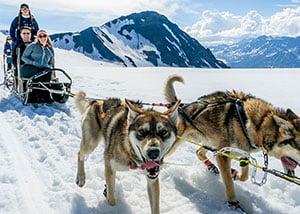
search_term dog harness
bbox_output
[97,100,127,119]
[97,101,106,118]
[234,99,257,149]
[177,98,258,149]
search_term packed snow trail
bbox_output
[0,111,51,213]
[0,37,300,213]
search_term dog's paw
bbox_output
[204,160,219,176]
[107,197,116,206]
[207,164,219,176]
[103,184,116,206]
[285,168,295,177]
[228,201,245,213]
[76,173,86,187]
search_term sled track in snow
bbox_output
[0,112,51,213]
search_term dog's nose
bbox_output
[147,148,160,160]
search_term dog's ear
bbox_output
[287,109,299,120]
[273,115,294,140]
[286,109,300,131]
[163,99,181,125]
[125,99,144,121]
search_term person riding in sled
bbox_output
[12,26,33,68]
[12,26,33,89]
[21,29,54,82]
[9,3,39,44]
[3,36,13,71]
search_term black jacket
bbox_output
[12,40,32,66]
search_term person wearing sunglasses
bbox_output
[21,29,54,82]
[9,3,39,44]
[12,26,33,68]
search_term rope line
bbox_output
[177,136,300,186]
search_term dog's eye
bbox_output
[136,129,147,138]
[159,129,169,138]
[280,140,293,146]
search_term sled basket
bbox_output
[20,68,72,105]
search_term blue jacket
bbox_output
[22,43,54,68]
[4,43,12,56]
[9,16,39,42]
[4,42,12,64]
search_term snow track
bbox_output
[1,37,300,213]
[0,112,51,213]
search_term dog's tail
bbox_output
[164,75,184,103]
[74,91,89,114]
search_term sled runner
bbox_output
[2,54,14,91]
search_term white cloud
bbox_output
[185,7,300,46]
[1,0,184,19]
[268,7,300,36]
[185,10,265,45]
[1,0,194,32]
[2,1,300,46]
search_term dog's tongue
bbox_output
[141,160,160,170]
[281,157,297,170]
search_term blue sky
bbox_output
[1,0,299,45]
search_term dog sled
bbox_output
[2,50,72,105]
[15,68,72,105]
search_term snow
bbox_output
[1,33,300,214]
[101,21,165,67]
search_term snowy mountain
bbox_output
[0,29,8,35]
[1,32,300,214]
[210,36,300,68]
[51,11,228,68]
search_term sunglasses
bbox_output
[38,34,47,38]
[21,7,29,11]
[22,32,31,35]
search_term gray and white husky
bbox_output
[74,91,180,214]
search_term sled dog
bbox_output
[74,91,180,214]
[164,75,300,209]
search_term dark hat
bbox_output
[20,26,32,31]
[20,3,29,9]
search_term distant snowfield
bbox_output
[1,34,300,214]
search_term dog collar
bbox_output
[125,150,139,169]
[257,129,268,153]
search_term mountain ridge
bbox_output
[51,11,228,68]
[210,35,300,68]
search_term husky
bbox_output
[74,91,180,214]
[164,75,300,210]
